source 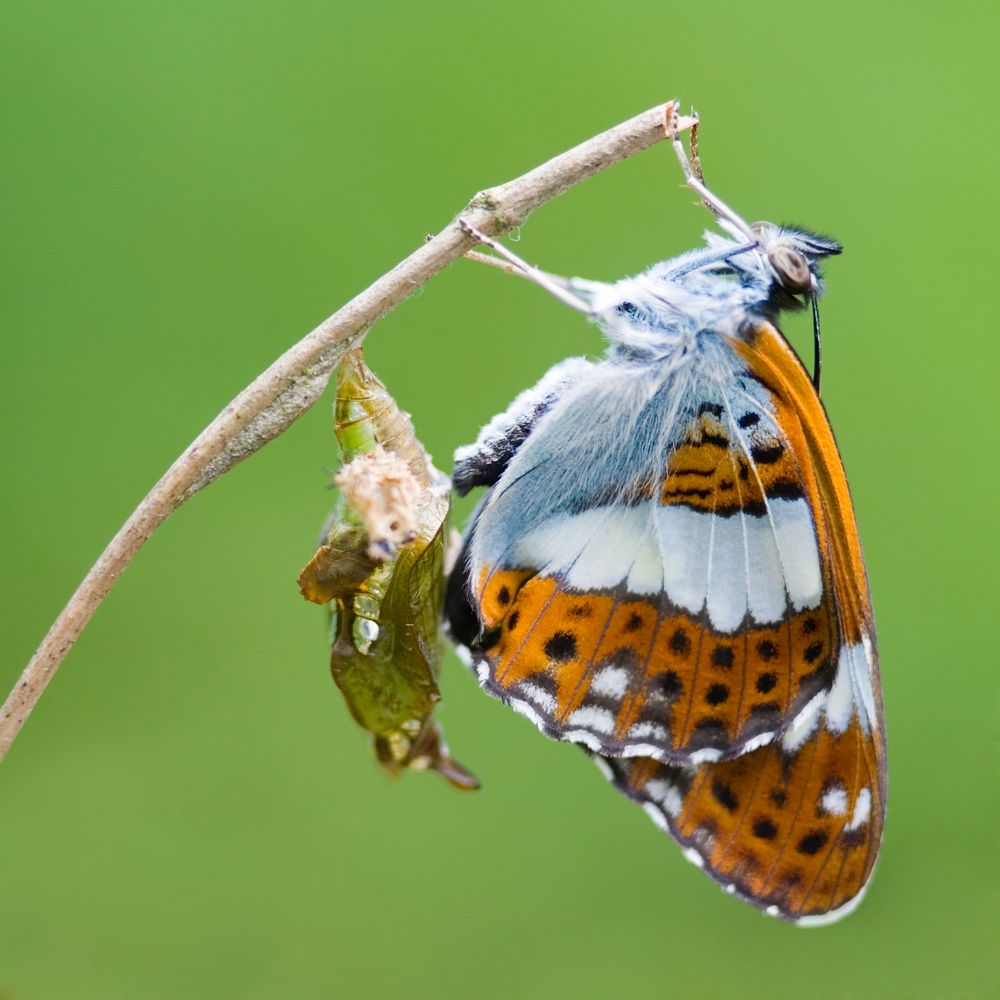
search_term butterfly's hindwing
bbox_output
[594,631,883,924]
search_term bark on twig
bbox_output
[0,101,696,762]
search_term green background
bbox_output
[1,3,995,998]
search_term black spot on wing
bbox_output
[670,628,691,656]
[749,442,785,464]
[712,779,740,813]
[702,432,730,449]
[757,639,778,661]
[763,480,805,501]
[797,830,829,855]
[705,683,730,706]
[663,486,713,501]
[712,645,734,669]
[544,631,578,662]
[804,641,824,664]
[625,611,645,633]
[753,817,778,840]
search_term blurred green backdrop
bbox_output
[1,3,995,998]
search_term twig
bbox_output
[0,101,696,762]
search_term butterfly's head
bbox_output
[752,223,842,303]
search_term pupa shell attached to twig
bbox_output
[298,349,478,790]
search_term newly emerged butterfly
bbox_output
[446,112,885,924]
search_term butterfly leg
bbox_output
[458,219,597,316]
[463,248,526,277]
[664,106,758,245]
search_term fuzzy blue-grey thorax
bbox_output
[585,222,841,362]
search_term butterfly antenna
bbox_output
[666,107,757,245]
[811,294,823,392]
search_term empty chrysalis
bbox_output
[298,349,478,790]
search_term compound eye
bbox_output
[617,300,638,316]
[768,245,812,293]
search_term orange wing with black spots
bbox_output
[596,709,883,924]
[476,568,840,762]
[661,402,804,515]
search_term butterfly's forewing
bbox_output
[593,321,885,922]
[731,324,877,653]
[463,345,845,764]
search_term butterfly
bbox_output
[444,112,885,924]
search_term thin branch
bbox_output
[0,101,696,762]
